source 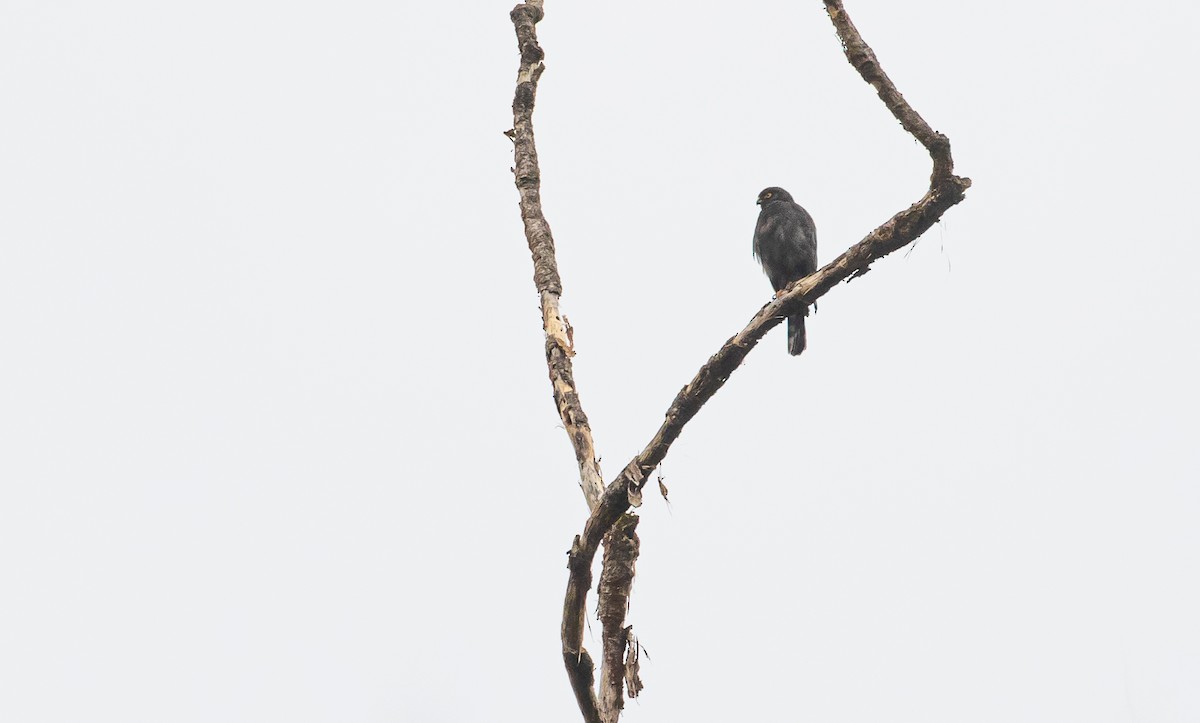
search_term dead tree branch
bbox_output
[509,2,970,721]
[508,1,604,513]
[508,3,609,721]
[823,0,957,185]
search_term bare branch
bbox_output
[560,534,599,723]
[823,0,957,183]
[509,2,604,512]
[509,5,611,719]
[510,1,972,719]
[558,5,972,716]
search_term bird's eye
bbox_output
[764,192,773,199]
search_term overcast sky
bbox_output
[2,1,1198,721]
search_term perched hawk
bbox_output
[753,187,818,355]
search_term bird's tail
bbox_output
[787,311,807,356]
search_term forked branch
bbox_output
[509,2,970,721]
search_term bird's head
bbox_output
[756,187,794,206]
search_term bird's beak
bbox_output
[755,198,762,206]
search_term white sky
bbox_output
[2,1,1198,721]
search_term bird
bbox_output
[753,186,818,355]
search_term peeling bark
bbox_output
[597,515,639,722]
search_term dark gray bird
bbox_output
[753,186,818,355]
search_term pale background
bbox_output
[2,1,1198,721]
